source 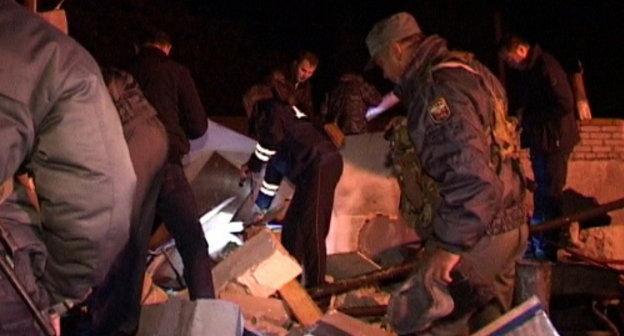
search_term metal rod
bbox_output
[309,260,420,299]
[529,197,624,235]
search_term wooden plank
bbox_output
[278,279,323,327]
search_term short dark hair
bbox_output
[140,26,172,47]
[498,33,530,52]
[297,51,319,67]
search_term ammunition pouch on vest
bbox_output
[385,117,439,239]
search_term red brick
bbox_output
[579,139,603,146]
[601,125,624,133]
[594,152,614,160]
[579,132,592,140]
[604,139,624,147]
[589,133,612,139]
[611,133,624,140]
[579,125,602,132]
[581,118,623,126]
[592,146,612,152]
[573,145,593,152]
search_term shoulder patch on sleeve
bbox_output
[428,96,451,123]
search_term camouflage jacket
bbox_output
[327,74,382,134]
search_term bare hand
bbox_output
[425,249,461,285]
[239,164,250,186]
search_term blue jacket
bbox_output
[397,36,525,253]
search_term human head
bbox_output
[294,51,318,83]
[498,34,531,69]
[140,27,173,55]
[366,12,425,83]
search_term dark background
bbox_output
[36,0,624,119]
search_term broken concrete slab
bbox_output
[136,298,244,336]
[326,252,381,281]
[307,310,396,336]
[564,224,624,271]
[184,119,256,182]
[357,215,420,261]
[212,229,301,297]
[189,153,251,220]
[219,291,291,327]
[331,286,391,311]
[245,319,290,336]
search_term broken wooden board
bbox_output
[278,279,323,327]
[212,229,301,297]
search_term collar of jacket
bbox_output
[395,35,448,99]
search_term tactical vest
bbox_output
[388,51,525,238]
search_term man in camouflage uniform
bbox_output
[367,12,527,335]
[326,73,382,135]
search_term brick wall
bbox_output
[571,119,624,161]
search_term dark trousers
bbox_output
[530,149,571,221]
[88,117,168,336]
[156,163,215,300]
[529,149,571,260]
[281,151,343,288]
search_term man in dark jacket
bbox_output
[499,34,580,260]
[366,12,527,335]
[86,68,169,336]
[128,27,215,300]
[240,99,343,288]
[0,2,135,334]
[326,73,382,135]
[268,51,319,123]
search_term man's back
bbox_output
[128,46,207,163]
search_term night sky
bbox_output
[37,0,624,118]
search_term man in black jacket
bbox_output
[128,28,215,300]
[240,99,343,288]
[500,34,580,260]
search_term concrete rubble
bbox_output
[137,120,624,335]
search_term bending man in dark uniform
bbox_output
[366,12,527,335]
[128,27,215,300]
[241,99,343,288]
